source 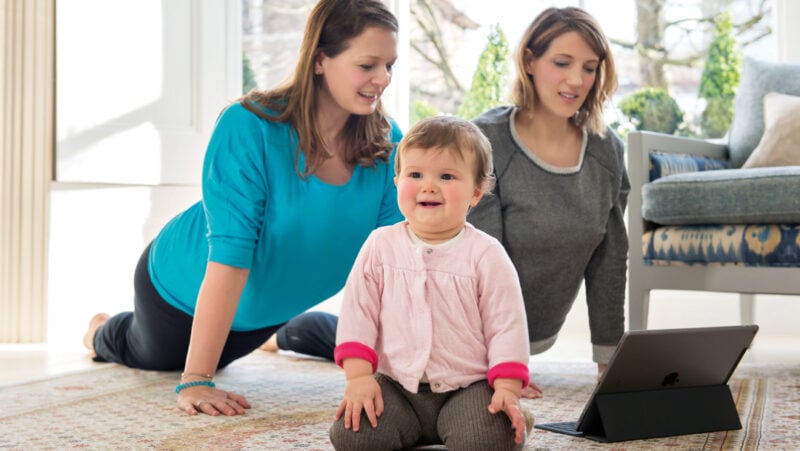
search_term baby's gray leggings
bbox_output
[329,373,524,451]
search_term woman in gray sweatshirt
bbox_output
[467,6,629,398]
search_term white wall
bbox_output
[49,0,241,345]
[47,184,201,347]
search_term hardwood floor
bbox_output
[0,344,96,385]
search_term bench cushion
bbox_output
[642,166,800,224]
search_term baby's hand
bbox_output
[488,386,525,445]
[334,375,383,432]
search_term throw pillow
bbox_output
[743,92,800,168]
[728,58,800,168]
[649,152,728,181]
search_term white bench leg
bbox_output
[628,281,650,330]
[740,293,756,325]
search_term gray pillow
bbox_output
[728,58,800,168]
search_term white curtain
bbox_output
[0,0,55,343]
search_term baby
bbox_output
[329,116,532,450]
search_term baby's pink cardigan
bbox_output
[335,222,530,394]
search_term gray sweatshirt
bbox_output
[467,106,630,363]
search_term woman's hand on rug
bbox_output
[177,386,251,417]
[488,383,526,445]
[335,375,383,432]
[520,380,543,399]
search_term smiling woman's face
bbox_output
[315,26,398,118]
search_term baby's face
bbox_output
[394,146,484,244]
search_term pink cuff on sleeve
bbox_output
[334,342,379,373]
[487,362,530,388]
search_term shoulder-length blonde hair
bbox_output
[241,0,398,177]
[511,7,617,135]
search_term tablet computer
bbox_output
[535,324,758,442]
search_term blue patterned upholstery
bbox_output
[643,224,800,267]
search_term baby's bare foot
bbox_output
[83,313,109,352]
[258,334,279,352]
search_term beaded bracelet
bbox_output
[175,380,216,394]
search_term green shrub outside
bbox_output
[457,24,510,120]
[410,99,440,127]
[243,53,258,94]
[618,87,684,135]
[698,11,741,138]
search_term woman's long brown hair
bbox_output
[241,0,398,177]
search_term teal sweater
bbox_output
[148,103,403,331]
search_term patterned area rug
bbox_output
[0,352,797,450]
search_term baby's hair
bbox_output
[395,116,495,192]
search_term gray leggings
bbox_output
[329,374,524,451]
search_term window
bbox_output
[54,0,780,187]
[404,0,774,137]
[56,0,241,185]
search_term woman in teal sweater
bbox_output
[82,0,403,417]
